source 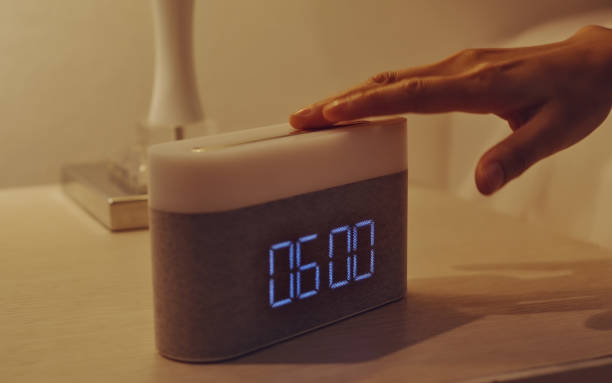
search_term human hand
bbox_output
[290,26,612,195]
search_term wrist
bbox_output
[585,26,612,102]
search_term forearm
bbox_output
[577,26,612,105]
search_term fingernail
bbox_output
[292,107,312,118]
[322,100,344,119]
[482,162,504,193]
[325,100,341,111]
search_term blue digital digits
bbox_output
[352,219,375,281]
[329,226,351,289]
[296,234,319,299]
[269,219,375,308]
[268,241,294,308]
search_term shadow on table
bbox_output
[234,258,612,364]
[234,293,478,364]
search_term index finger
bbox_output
[289,64,445,129]
[322,63,533,122]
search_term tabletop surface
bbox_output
[3,185,612,382]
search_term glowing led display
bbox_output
[269,219,376,308]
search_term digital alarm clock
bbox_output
[148,117,407,362]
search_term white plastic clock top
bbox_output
[148,117,407,214]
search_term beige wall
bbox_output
[1,0,608,188]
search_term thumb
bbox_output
[475,103,565,195]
